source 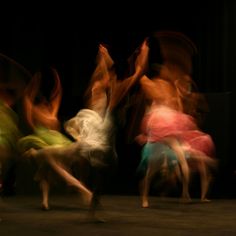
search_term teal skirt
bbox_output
[137,142,179,176]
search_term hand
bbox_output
[134,38,149,77]
[99,44,114,69]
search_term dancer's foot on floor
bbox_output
[41,203,50,211]
[180,196,192,204]
[142,200,149,208]
[201,198,211,203]
[81,191,93,206]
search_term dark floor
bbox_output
[1,194,236,236]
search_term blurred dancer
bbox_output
[136,140,181,207]
[18,68,93,210]
[0,99,22,196]
[133,32,216,207]
[135,97,216,207]
[64,39,149,219]
[0,53,31,196]
[18,38,149,219]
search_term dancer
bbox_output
[0,99,22,196]
[0,53,31,196]
[64,39,149,219]
[133,32,216,207]
[18,68,93,210]
[18,38,149,218]
[135,98,216,207]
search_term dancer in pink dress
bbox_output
[134,32,217,207]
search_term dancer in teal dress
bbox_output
[137,140,184,208]
[134,32,216,207]
[137,142,179,178]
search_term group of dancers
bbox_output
[0,31,217,220]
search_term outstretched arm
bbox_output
[109,38,150,110]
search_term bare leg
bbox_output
[198,160,211,202]
[140,165,156,208]
[140,171,151,208]
[40,179,50,210]
[167,139,191,202]
[48,156,92,205]
[190,152,213,202]
[174,164,182,182]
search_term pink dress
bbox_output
[140,105,215,158]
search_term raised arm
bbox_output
[109,38,150,110]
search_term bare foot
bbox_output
[81,191,93,206]
[180,197,192,204]
[142,201,149,208]
[41,203,50,211]
[201,198,211,203]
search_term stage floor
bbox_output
[1,194,236,236]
